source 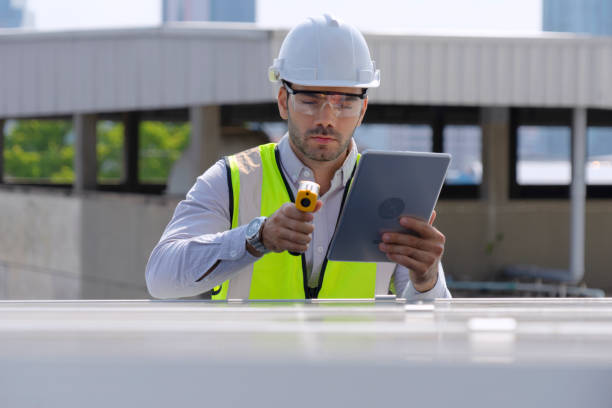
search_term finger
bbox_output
[285,218,315,235]
[283,204,315,222]
[384,253,429,275]
[277,228,312,245]
[312,200,323,213]
[379,242,438,265]
[277,239,309,254]
[382,231,445,252]
[398,216,430,236]
[429,210,436,225]
[267,239,309,253]
[398,216,444,240]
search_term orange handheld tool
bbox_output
[289,180,320,256]
[295,181,320,212]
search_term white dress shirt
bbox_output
[146,134,451,300]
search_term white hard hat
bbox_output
[268,14,380,88]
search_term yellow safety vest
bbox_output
[212,143,394,300]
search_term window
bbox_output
[510,108,572,198]
[138,121,190,185]
[3,119,74,185]
[587,127,612,185]
[516,125,571,185]
[246,122,287,143]
[359,105,481,199]
[510,108,612,199]
[225,103,481,199]
[443,125,482,185]
[354,124,432,152]
[97,120,124,185]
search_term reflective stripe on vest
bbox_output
[212,143,394,300]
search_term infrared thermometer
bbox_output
[295,180,320,212]
[289,180,320,256]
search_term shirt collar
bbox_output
[277,132,358,188]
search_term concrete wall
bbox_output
[0,189,81,299]
[1,187,611,300]
[2,187,610,299]
[436,200,612,293]
[79,191,179,298]
[0,188,179,299]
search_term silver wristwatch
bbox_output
[245,216,269,256]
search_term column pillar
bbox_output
[191,105,221,174]
[570,107,587,283]
[74,114,97,191]
[123,112,140,190]
[167,105,221,195]
[0,119,4,183]
[480,107,510,270]
[480,107,510,203]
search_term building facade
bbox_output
[1,26,612,298]
[543,0,612,36]
[0,0,23,28]
[162,0,255,23]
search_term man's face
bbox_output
[277,82,368,163]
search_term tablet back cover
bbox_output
[327,150,450,263]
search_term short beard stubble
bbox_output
[287,113,357,163]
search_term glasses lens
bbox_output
[291,93,361,117]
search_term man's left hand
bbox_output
[378,210,445,293]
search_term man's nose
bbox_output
[314,101,337,127]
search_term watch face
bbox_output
[247,218,263,237]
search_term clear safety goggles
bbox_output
[283,82,366,118]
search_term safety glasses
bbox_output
[283,82,366,118]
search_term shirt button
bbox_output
[230,250,237,257]
[317,246,324,254]
[303,169,311,177]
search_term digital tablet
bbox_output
[327,150,451,263]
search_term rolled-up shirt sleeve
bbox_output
[145,159,258,299]
[394,262,451,301]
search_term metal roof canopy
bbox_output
[2,25,612,118]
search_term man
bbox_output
[146,14,450,300]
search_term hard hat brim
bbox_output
[280,78,380,89]
[269,66,381,89]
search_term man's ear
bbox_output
[277,86,289,120]
[356,97,368,127]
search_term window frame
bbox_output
[363,105,481,200]
[510,108,612,199]
[0,111,186,195]
[1,115,75,189]
[2,104,485,199]
[228,103,484,200]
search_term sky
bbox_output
[22,0,543,34]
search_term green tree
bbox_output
[97,121,124,182]
[3,119,190,187]
[139,122,190,184]
[3,120,74,183]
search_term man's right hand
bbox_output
[261,201,323,253]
